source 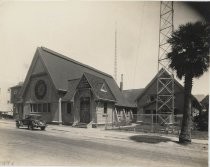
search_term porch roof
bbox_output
[62,79,80,102]
[62,73,116,102]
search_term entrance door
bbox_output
[80,97,90,123]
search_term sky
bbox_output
[0,1,209,110]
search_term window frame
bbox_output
[67,103,71,114]
[30,103,51,113]
[104,102,108,114]
[47,103,51,112]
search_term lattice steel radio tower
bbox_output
[156,1,175,126]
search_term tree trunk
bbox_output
[179,74,193,144]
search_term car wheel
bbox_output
[28,124,34,130]
[16,121,20,128]
[40,127,46,131]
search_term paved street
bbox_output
[0,121,208,166]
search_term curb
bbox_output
[47,126,208,145]
[0,120,15,124]
[0,120,208,145]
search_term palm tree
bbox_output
[167,21,210,143]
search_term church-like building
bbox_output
[11,47,202,129]
[11,47,134,127]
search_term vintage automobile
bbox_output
[16,114,47,130]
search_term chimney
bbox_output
[120,74,123,91]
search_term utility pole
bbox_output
[156,1,175,127]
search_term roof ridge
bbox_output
[68,78,81,81]
[40,47,113,78]
[84,72,105,81]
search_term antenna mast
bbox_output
[114,22,117,82]
[156,1,175,126]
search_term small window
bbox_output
[150,96,155,101]
[33,104,37,112]
[38,104,43,112]
[47,103,51,112]
[174,108,178,115]
[100,83,107,92]
[67,103,71,114]
[30,104,32,112]
[14,90,17,95]
[125,110,128,115]
[104,103,107,114]
[145,110,150,114]
[43,103,47,112]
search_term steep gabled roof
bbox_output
[136,68,184,101]
[84,72,116,102]
[62,79,80,101]
[194,94,206,102]
[123,89,144,108]
[57,73,116,102]
[10,83,23,89]
[21,47,130,107]
[201,95,209,106]
[135,68,202,109]
[19,49,44,97]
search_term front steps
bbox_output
[72,121,93,128]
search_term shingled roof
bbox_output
[62,73,116,102]
[21,47,131,107]
[135,68,202,109]
[201,95,209,106]
[83,72,116,102]
[123,89,144,108]
[62,79,80,101]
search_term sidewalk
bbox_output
[47,123,208,145]
[0,119,208,145]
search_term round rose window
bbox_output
[35,80,47,100]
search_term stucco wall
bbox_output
[10,86,22,103]
[96,102,114,124]
[61,102,74,124]
[22,57,60,123]
[31,58,45,75]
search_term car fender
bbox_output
[16,120,23,127]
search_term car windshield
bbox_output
[25,115,41,120]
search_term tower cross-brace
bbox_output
[156,1,175,126]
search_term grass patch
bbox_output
[130,135,172,144]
